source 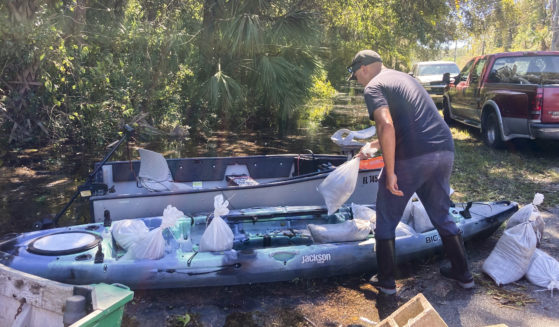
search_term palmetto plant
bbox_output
[197,0,321,133]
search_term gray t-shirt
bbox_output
[364,68,454,160]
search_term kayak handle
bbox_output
[111,283,131,290]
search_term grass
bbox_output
[474,273,539,307]
[450,125,559,210]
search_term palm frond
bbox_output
[257,55,295,92]
[277,47,321,77]
[203,68,243,112]
[255,54,307,110]
[222,13,263,55]
[270,10,319,45]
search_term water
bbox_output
[0,94,371,235]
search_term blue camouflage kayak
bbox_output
[0,201,517,289]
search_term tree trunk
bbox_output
[4,0,42,142]
[199,0,219,78]
[71,0,89,44]
[552,0,559,50]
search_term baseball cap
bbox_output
[347,50,382,80]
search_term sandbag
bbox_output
[111,219,150,250]
[318,157,360,215]
[401,189,454,231]
[124,205,184,260]
[350,203,416,238]
[506,193,545,245]
[526,249,559,296]
[401,197,434,232]
[396,222,416,237]
[199,195,234,252]
[351,203,377,231]
[409,201,435,233]
[401,194,419,225]
[308,219,371,243]
[482,222,537,285]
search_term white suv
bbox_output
[410,61,460,108]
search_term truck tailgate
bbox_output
[542,87,559,123]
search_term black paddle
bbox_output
[32,124,135,230]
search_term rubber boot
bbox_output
[369,238,396,295]
[440,234,475,289]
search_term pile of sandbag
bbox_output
[112,204,184,260]
[482,193,559,296]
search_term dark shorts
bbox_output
[375,151,460,240]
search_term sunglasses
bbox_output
[347,58,380,73]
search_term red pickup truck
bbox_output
[443,51,559,148]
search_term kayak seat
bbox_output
[138,149,192,192]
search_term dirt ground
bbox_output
[121,208,559,327]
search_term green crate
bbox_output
[72,283,134,327]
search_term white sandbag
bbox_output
[318,157,360,215]
[199,195,234,252]
[482,222,537,285]
[526,249,559,296]
[506,193,545,245]
[350,203,416,238]
[402,189,454,231]
[401,197,414,225]
[308,219,371,243]
[351,203,377,230]
[125,205,184,260]
[396,222,417,237]
[410,201,435,233]
[111,219,149,250]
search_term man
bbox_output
[348,50,474,295]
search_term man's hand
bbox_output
[356,151,368,160]
[385,172,404,197]
[356,140,379,160]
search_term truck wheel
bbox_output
[482,112,505,149]
[443,99,453,126]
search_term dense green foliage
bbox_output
[447,0,557,66]
[0,0,556,147]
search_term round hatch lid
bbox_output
[28,231,101,255]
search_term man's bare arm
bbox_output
[373,106,403,197]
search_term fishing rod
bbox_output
[32,124,135,230]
